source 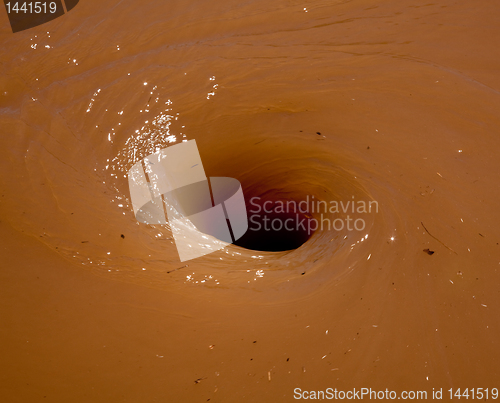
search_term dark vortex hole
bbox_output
[233,196,315,252]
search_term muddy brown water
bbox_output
[1,0,500,402]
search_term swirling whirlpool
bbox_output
[1,0,498,306]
